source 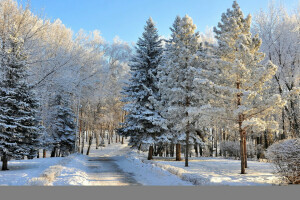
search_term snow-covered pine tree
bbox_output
[48,94,76,157]
[120,17,164,159]
[158,15,202,167]
[195,1,286,174]
[0,30,43,170]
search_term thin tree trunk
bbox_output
[215,137,218,157]
[176,144,181,161]
[244,136,247,168]
[37,150,40,158]
[199,144,203,156]
[148,145,153,160]
[51,147,56,157]
[121,136,124,144]
[1,154,8,171]
[43,149,46,158]
[96,132,99,149]
[194,144,198,157]
[86,137,92,156]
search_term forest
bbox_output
[0,0,299,185]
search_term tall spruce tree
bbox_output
[120,18,164,159]
[158,15,203,167]
[0,31,43,170]
[196,1,286,174]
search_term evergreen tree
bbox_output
[120,17,164,158]
[158,15,203,166]
[48,94,76,157]
[196,1,286,174]
[0,31,43,170]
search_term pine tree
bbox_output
[158,15,203,167]
[48,94,76,157]
[0,31,43,170]
[196,1,286,174]
[120,17,164,158]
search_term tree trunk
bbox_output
[194,144,198,157]
[51,147,56,157]
[37,150,40,158]
[166,145,169,157]
[96,132,99,149]
[199,144,203,156]
[1,154,8,171]
[43,149,46,158]
[148,145,153,160]
[215,138,218,157]
[116,135,118,143]
[121,136,124,144]
[170,144,174,157]
[176,144,181,161]
[86,137,92,156]
[244,136,247,168]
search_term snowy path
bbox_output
[53,155,141,186]
[51,141,192,186]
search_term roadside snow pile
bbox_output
[27,154,76,186]
[126,151,209,185]
[52,154,90,186]
[120,152,193,185]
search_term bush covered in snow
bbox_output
[266,138,300,184]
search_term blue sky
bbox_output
[20,0,298,43]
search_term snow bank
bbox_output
[27,155,75,186]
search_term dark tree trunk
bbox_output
[37,150,40,158]
[166,145,169,157]
[199,144,203,156]
[194,144,198,157]
[43,149,46,158]
[121,136,124,144]
[148,146,153,160]
[170,144,174,157]
[1,154,8,171]
[86,137,92,156]
[176,144,181,161]
[51,147,56,157]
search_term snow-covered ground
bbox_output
[0,157,64,186]
[0,138,280,186]
[132,150,280,185]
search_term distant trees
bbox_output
[0,0,132,169]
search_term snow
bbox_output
[0,157,63,186]
[0,138,280,186]
[52,141,193,186]
[130,149,281,186]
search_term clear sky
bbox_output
[19,0,299,43]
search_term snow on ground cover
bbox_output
[0,157,63,186]
[130,150,281,186]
